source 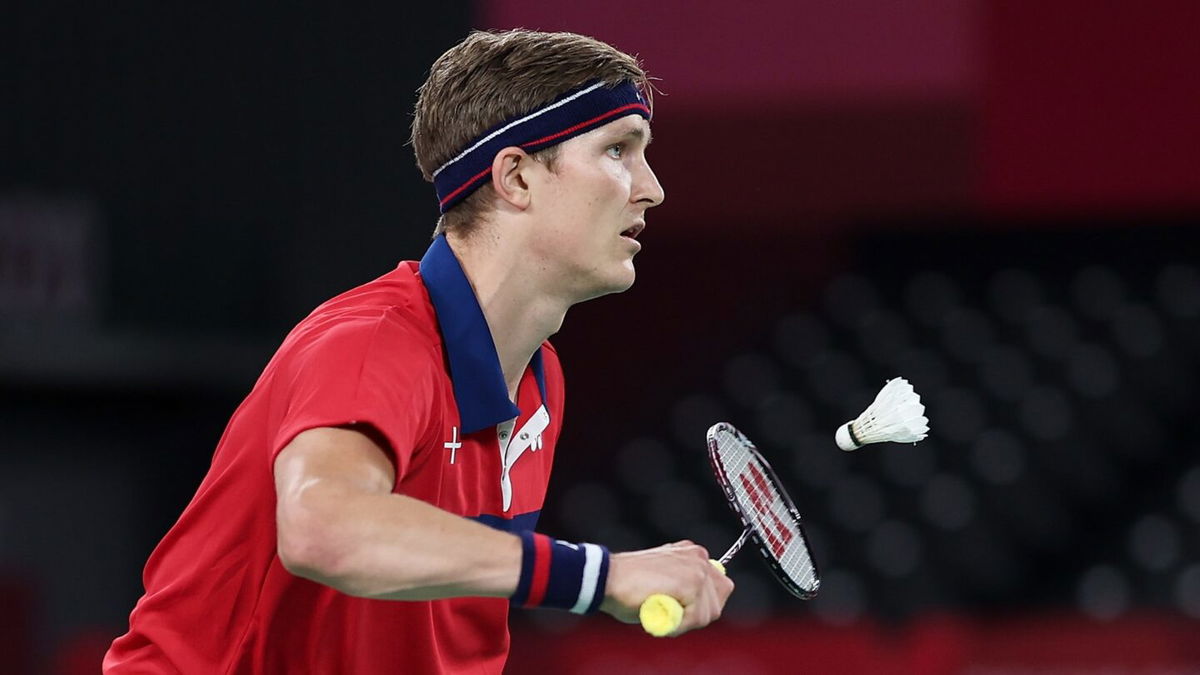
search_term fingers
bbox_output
[652,544,721,631]
[663,540,710,562]
[602,543,733,634]
[674,561,734,636]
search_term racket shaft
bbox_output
[719,528,751,565]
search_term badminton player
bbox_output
[104,29,733,673]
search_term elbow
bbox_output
[277,527,337,582]
[276,502,360,594]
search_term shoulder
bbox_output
[277,263,443,372]
[311,262,437,331]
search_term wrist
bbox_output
[510,531,609,614]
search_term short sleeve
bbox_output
[269,311,440,479]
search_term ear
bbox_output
[490,146,535,210]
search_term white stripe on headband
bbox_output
[432,81,607,179]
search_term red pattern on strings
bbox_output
[738,463,795,559]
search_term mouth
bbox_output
[620,222,645,240]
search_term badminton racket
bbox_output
[639,422,820,636]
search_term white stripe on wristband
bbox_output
[512,532,610,613]
[570,543,604,615]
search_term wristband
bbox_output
[511,531,610,614]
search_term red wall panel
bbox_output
[980,1,1200,211]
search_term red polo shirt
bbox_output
[105,236,565,674]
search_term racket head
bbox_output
[707,422,820,599]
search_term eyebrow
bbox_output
[616,125,652,147]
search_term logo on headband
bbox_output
[432,81,651,213]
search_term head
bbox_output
[411,29,661,232]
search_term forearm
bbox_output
[278,483,521,601]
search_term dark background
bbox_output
[3,1,1199,672]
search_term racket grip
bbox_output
[639,559,725,637]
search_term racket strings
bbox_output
[712,429,819,596]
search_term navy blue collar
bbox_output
[419,235,547,434]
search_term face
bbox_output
[526,114,665,303]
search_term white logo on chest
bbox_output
[443,426,461,464]
[498,405,550,512]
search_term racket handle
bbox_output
[639,559,726,637]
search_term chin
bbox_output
[579,267,636,302]
[610,275,636,294]
[610,262,637,293]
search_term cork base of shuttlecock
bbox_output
[835,423,860,451]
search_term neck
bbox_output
[446,231,569,399]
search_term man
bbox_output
[105,29,733,673]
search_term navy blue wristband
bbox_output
[511,531,609,614]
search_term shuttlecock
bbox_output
[835,377,929,451]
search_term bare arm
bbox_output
[273,426,521,600]
[274,426,733,632]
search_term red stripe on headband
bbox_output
[521,103,651,149]
[438,101,649,210]
[526,534,553,607]
[438,166,494,209]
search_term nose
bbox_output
[633,158,665,208]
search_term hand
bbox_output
[599,540,734,636]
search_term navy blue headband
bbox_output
[432,80,651,213]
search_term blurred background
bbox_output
[3,1,1199,672]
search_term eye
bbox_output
[606,143,624,159]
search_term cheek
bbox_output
[550,162,630,222]
[593,166,631,208]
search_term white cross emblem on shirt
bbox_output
[444,426,461,464]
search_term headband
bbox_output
[432,80,651,213]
